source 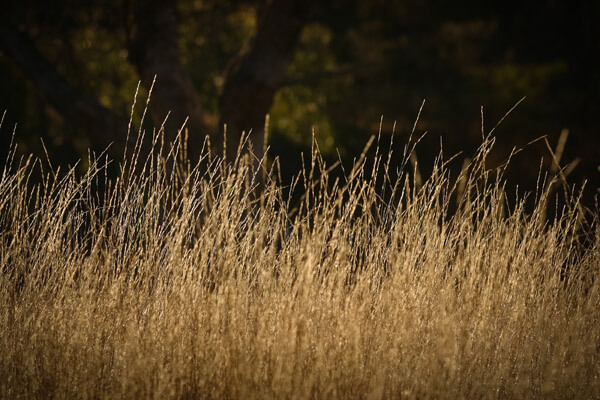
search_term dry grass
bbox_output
[0,126,598,399]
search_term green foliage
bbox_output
[1,0,598,196]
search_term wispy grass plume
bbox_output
[0,126,598,399]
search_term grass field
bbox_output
[0,124,598,399]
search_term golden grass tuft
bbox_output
[0,129,598,399]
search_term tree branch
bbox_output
[218,0,315,160]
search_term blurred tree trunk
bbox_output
[126,0,213,160]
[218,0,312,162]
[1,0,315,165]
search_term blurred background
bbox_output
[1,0,599,203]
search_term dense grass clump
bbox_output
[0,127,598,399]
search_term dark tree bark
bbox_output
[0,24,130,157]
[218,0,313,162]
[2,0,318,167]
[127,0,212,160]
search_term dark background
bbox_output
[1,0,599,204]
